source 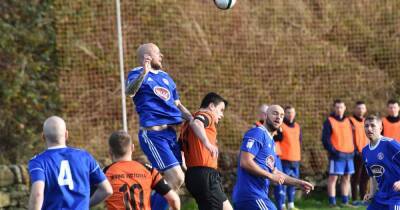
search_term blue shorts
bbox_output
[234,198,277,210]
[139,128,182,172]
[368,199,400,210]
[282,161,300,178]
[329,159,355,175]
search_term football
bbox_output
[214,0,236,10]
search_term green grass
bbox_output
[182,191,367,210]
[295,192,366,210]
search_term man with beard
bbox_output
[232,105,314,210]
[125,43,193,210]
[254,104,285,210]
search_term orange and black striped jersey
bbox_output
[104,161,170,210]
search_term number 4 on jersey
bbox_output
[58,160,74,190]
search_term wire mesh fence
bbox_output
[55,0,400,174]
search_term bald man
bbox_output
[125,43,193,210]
[28,116,113,210]
[233,105,314,210]
[255,104,286,210]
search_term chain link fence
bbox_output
[55,0,400,174]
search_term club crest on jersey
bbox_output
[370,165,385,177]
[153,86,170,101]
[266,155,275,170]
[377,152,384,160]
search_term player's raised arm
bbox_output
[28,181,45,210]
[125,54,151,97]
[89,179,113,207]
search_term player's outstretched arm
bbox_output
[125,55,151,97]
[28,181,45,210]
[274,169,314,194]
[164,190,181,210]
[240,152,284,184]
[89,179,113,207]
[175,100,194,122]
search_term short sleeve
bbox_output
[87,153,106,185]
[194,114,211,128]
[28,158,45,183]
[240,137,263,156]
[150,166,171,195]
[126,68,143,86]
[150,166,163,188]
[172,85,179,101]
[364,164,372,177]
[166,75,179,101]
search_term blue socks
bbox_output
[274,185,285,210]
[329,196,336,205]
[329,196,349,205]
[287,185,296,202]
[342,195,349,204]
[151,192,169,210]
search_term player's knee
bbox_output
[164,167,184,190]
[171,170,184,189]
[343,174,351,181]
[328,175,338,182]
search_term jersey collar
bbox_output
[150,69,161,74]
[47,145,67,150]
[259,125,273,139]
[369,136,383,150]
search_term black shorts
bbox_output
[185,167,228,210]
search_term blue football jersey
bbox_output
[362,137,400,205]
[126,67,182,127]
[28,146,106,210]
[233,125,277,203]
